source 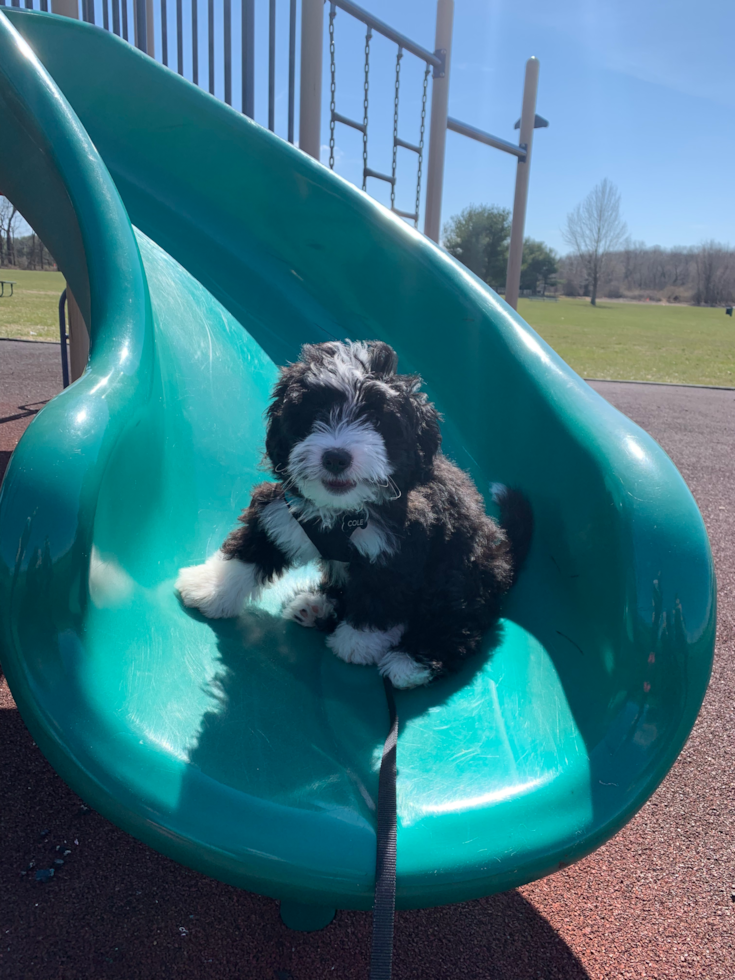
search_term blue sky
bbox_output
[240,0,735,252]
[16,0,735,253]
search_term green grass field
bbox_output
[1,272,732,387]
[0,269,65,342]
[518,297,735,387]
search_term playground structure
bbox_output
[0,4,715,934]
[1,0,545,315]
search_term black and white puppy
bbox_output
[176,341,532,688]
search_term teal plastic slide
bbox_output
[0,9,715,921]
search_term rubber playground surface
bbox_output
[1,338,733,980]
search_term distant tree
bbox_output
[562,179,627,306]
[693,241,735,306]
[0,196,19,267]
[520,238,558,294]
[443,204,511,290]
[14,233,56,270]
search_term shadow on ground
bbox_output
[0,693,588,980]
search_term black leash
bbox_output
[282,492,399,976]
[369,677,398,980]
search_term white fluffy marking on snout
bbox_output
[259,498,320,565]
[288,414,392,511]
[175,551,259,618]
[327,622,404,665]
[283,590,336,627]
[378,650,433,689]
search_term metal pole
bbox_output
[50,0,77,15]
[241,0,254,117]
[208,0,214,94]
[423,0,453,243]
[287,0,296,143]
[176,0,183,74]
[134,0,147,52]
[51,0,90,385]
[505,57,539,311]
[299,0,323,159]
[160,0,168,64]
[146,0,155,56]
[224,0,231,104]
[268,0,276,131]
[191,0,198,83]
[58,290,70,390]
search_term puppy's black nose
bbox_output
[322,448,352,474]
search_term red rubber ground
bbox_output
[1,339,732,979]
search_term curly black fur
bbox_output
[221,340,532,683]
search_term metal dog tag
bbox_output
[342,510,369,534]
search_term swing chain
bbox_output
[362,26,372,191]
[390,46,403,213]
[328,3,336,171]
[414,62,431,228]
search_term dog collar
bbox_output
[284,492,369,562]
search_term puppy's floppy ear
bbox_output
[264,362,306,474]
[388,374,442,483]
[366,341,398,377]
[413,386,442,479]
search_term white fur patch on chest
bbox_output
[350,518,397,562]
[260,499,320,565]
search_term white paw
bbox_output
[326,622,404,666]
[175,551,259,618]
[283,591,336,628]
[379,650,433,689]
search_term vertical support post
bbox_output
[268,0,276,131]
[299,0,323,160]
[191,0,198,83]
[224,0,231,104]
[423,0,454,243]
[287,0,296,143]
[134,0,147,52]
[51,0,90,385]
[66,289,90,383]
[505,57,539,311]
[51,0,78,15]
[176,0,183,74]
[146,0,155,56]
[241,0,254,117]
[207,0,214,94]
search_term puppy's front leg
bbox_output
[176,484,319,619]
[175,550,261,619]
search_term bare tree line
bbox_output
[560,240,735,305]
[560,180,734,306]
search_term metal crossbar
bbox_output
[391,207,418,221]
[330,0,443,70]
[364,168,396,185]
[447,116,526,160]
[332,111,366,134]
[394,135,421,154]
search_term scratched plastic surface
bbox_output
[0,9,716,911]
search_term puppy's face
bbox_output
[265,341,441,511]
